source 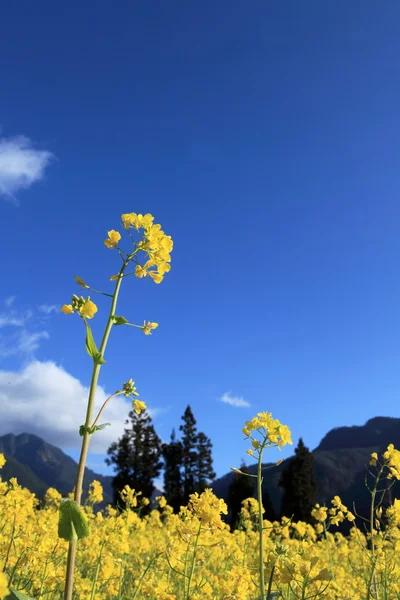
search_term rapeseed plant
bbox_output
[59,212,173,599]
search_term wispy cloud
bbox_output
[220,392,251,408]
[0,135,54,201]
[0,361,130,453]
[147,407,169,419]
[0,301,49,357]
[0,314,25,328]
[5,296,15,308]
[39,304,58,315]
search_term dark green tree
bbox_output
[279,438,318,523]
[227,463,255,529]
[194,431,216,493]
[179,405,199,502]
[162,429,183,512]
[106,410,162,507]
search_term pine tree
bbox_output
[179,405,198,502]
[106,410,162,506]
[227,463,255,529]
[162,429,183,512]
[195,432,216,493]
[279,438,318,523]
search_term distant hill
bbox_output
[0,433,113,508]
[211,416,400,519]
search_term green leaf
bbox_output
[266,594,280,600]
[93,422,111,432]
[58,499,90,541]
[7,589,35,600]
[85,321,99,359]
[93,352,106,365]
[79,423,111,436]
[113,315,129,326]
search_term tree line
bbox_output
[106,405,215,511]
[106,407,318,528]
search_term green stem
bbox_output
[89,541,106,600]
[63,255,133,600]
[367,464,385,600]
[257,444,266,600]
[186,522,202,599]
[132,554,161,600]
[3,510,16,572]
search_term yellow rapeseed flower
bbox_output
[133,400,147,415]
[104,230,121,249]
[80,299,98,319]
[0,572,9,599]
[61,304,74,315]
[0,454,5,469]
[142,320,159,335]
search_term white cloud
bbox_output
[0,135,53,200]
[0,314,25,328]
[39,304,58,315]
[5,296,15,308]
[0,361,130,453]
[147,407,168,419]
[0,302,49,357]
[220,392,251,408]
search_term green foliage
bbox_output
[112,315,129,325]
[106,410,162,504]
[279,438,318,523]
[195,431,216,493]
[84,321,106,364]
[79,423,111,436]
[7,589,35,600]
[179,405,216,503]
[58,499,90,541]
[180,405,198,502]
[162,429,184,512]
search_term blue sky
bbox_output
[1,1,400,482]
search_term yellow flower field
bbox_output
[1,451,400,600]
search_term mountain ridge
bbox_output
[1,417,399,518]
[0,432,113,508]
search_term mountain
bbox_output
[2,417,399,520]
[0,433,113,508]
[211,416,400,520]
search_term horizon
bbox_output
[0,411,396,483]
[2,2,400,481]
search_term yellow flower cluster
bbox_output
[120,212,173,284]
[311,496,355,527]
[61,295,98,319]
[185,488,228,532]
[242,412,292,456]
[2,448,400,599]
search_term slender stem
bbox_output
[89,540,106,600]
[91,391,121,430]
[3,510,17,572]
[132,554,161,600]
[257,446,266,600]
[187,522,202,599]
[64,254,134,600]
[267,563,275,598]
[367,464,385,600]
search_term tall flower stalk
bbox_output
[60,212,173,600]
[232,412,292,600]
